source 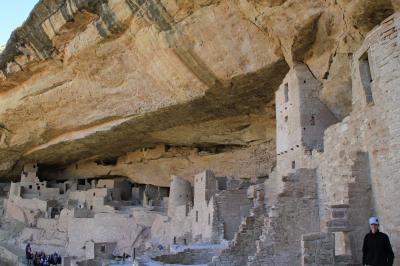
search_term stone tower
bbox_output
[275,63,337,176]
[168,175,192,217]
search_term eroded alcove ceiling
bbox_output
[0,0,397,185]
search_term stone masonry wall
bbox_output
[317,13,400,264]
[215,189,251,241]
[168,176,192,217]
[367,14,400,258]
[153,247,221,265]
[276,64,337,177]
[248,169,320,266]
[301,232,335,266]
[167,12,400,266]
[192,171,217,242]
[209,185,265,266]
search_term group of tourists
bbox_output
[25,244,62,266]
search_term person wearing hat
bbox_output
[362,216,394,266]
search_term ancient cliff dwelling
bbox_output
[0,0,399,265]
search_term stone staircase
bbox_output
[209,184,266,266]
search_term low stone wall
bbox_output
[208,184,264,266]
[209,206,265,266]
[152,248,220,265]
[301,233,334,266]
[0,244,25,266]
[214,189,251,241]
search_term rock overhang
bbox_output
[0,0,288,179]
[0,0,398,180]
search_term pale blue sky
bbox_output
[0,1,39,44]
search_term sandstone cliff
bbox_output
[0,0,398,184]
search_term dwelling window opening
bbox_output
[196,211,198,222]
[100,245,106,253]
[359,51,374,104]
[292,161,296,169]
[310,115,316,126]
[284,83,289,102]
[334,232,352,256]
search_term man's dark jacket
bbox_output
[362,230,394,266]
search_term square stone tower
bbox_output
[192,170,218,242]
[193,170,217,204]
[276,64,337,175]
[20,162,40,183]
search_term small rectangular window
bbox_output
[284,116,288,123]
[208,213,211,225]
[196,211,198,222]
[310,115,316,126]
[292,161,296,169]
[284,83,289,102]
[359,51,374,104]
[100,245,106,253]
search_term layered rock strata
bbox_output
[0,0,398,185]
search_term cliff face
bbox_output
[0,0,397,183]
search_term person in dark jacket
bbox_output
[25,243,33,264]
[362,217,394,266]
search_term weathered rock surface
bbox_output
[0,0,397,183]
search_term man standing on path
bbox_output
[362,217,395,266]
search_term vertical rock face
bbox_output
[1,1,400,266]
[0,0,397,183]
[0,0,289,182]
